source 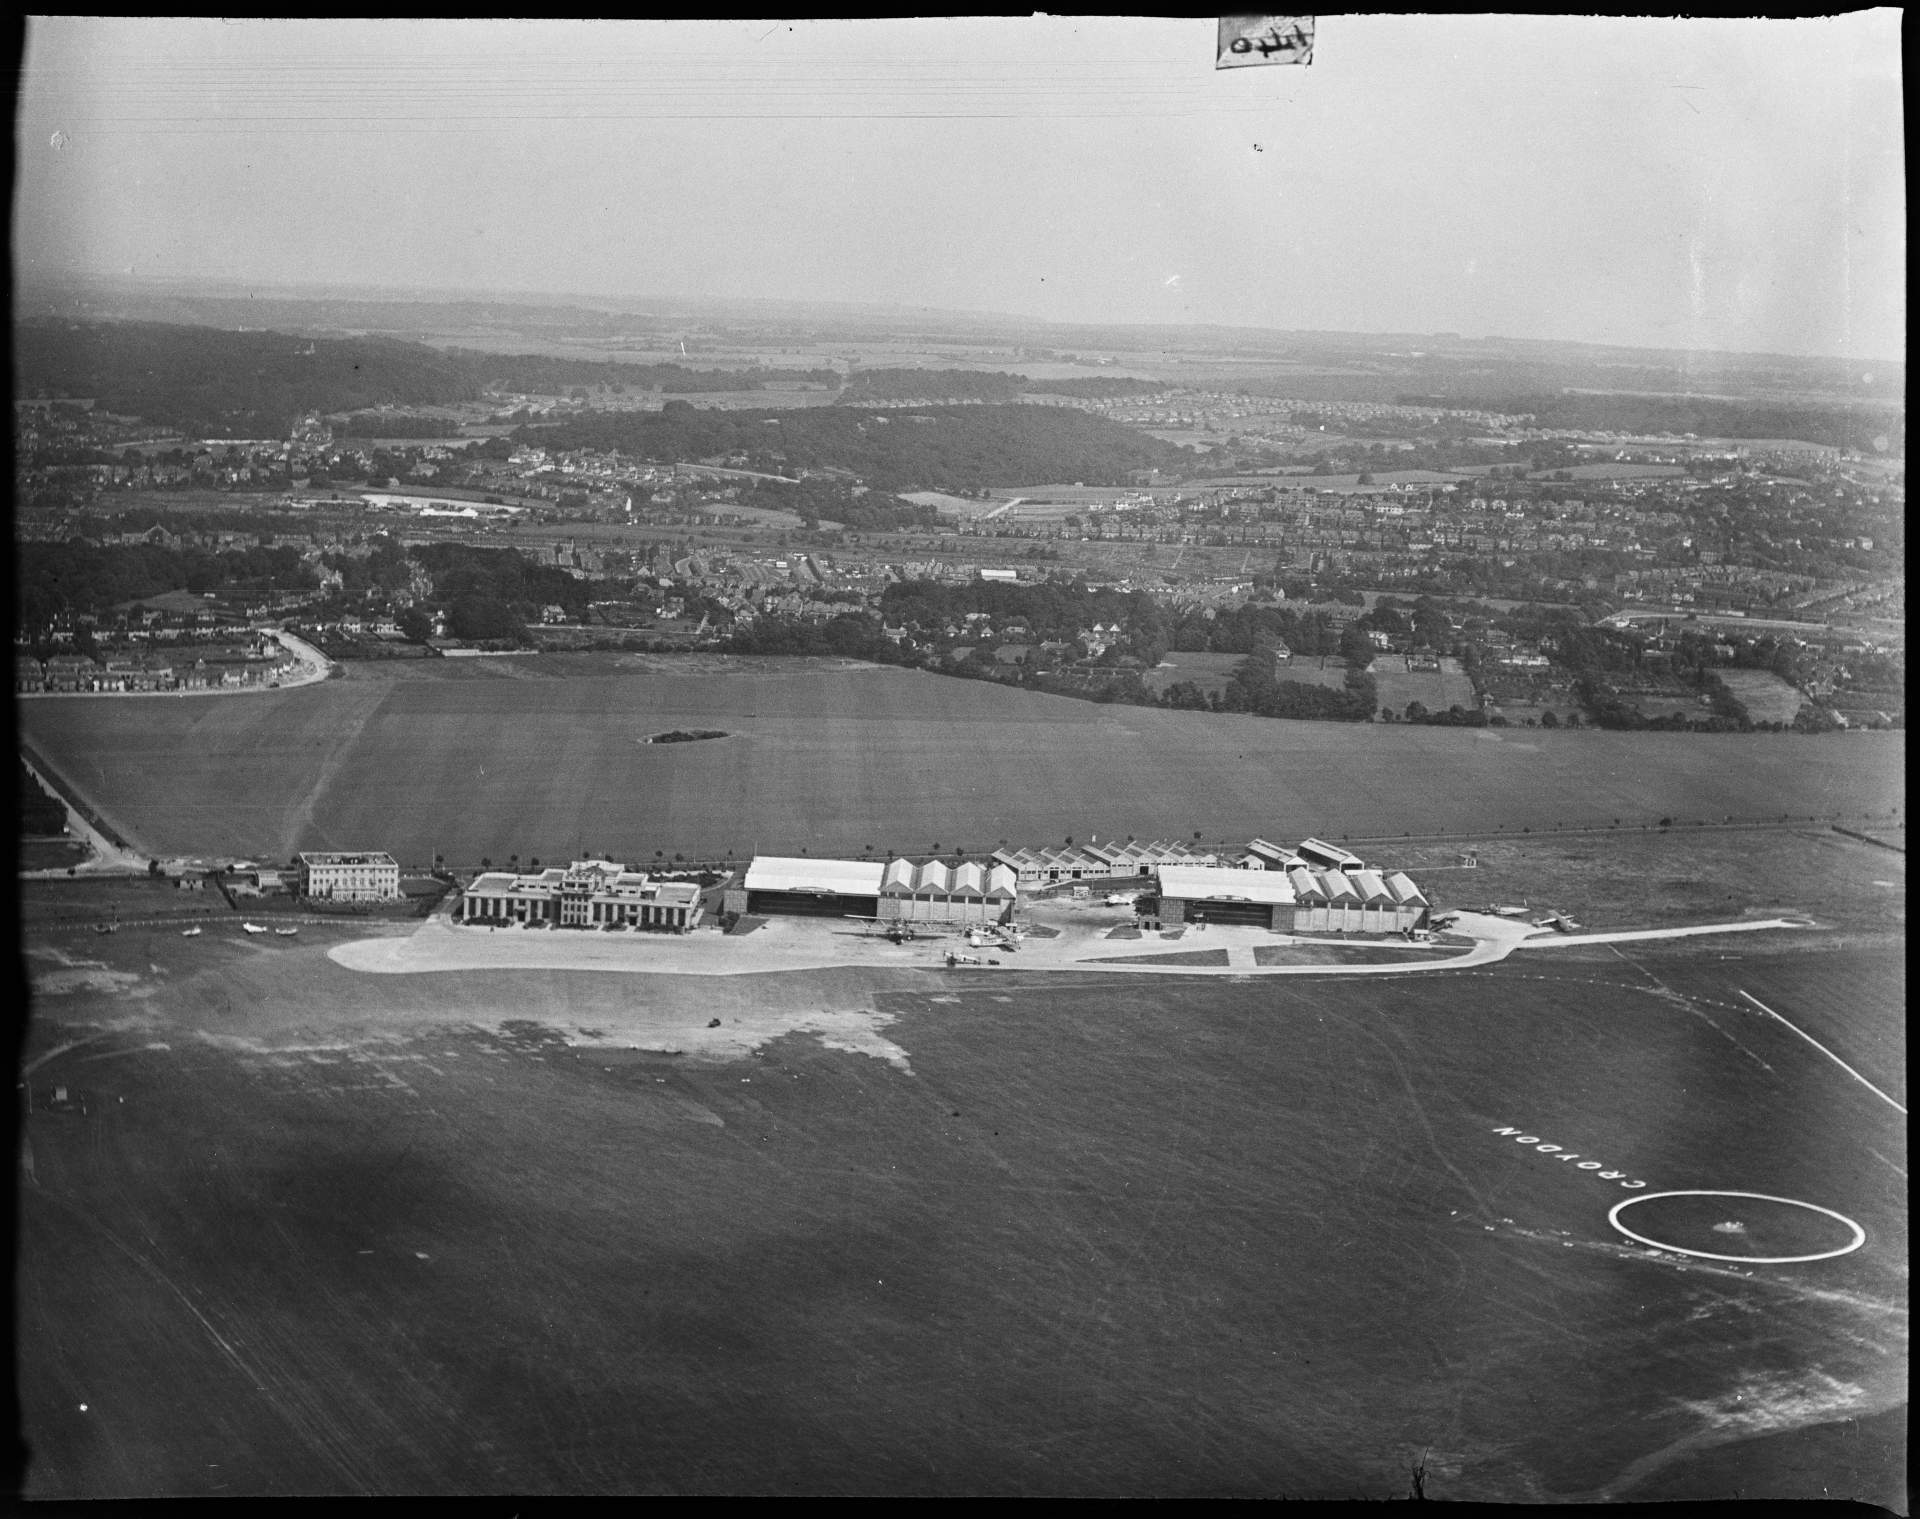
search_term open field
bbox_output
[1141,651,1244,696]
[18,655,1903,868]
[20,838,91,872]
[1720,669,1808,725]
[898,490,998,519]
[17,891,1905,1500]
[1267,656,1353,691]
[1369,656,1478,715]
[1367,825,1906,946]
[1481,688,1582,727]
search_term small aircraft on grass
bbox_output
[241,922,267,935]
[181,926,203,938]
[274,926,299,937]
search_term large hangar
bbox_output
[724,856,1022,924]
[731,857,885,919]
[1155,865,1298,929]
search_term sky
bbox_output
[13,14,1907,361]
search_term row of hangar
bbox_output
[1155,864,1431,933]
[722,841,1431,935]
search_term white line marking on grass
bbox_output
[1737,989,1907,1116]
[1514,918,1808,949]
[1609,1190,1867,1264]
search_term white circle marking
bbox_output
[1609,1190,1867,1264]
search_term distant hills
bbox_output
[19,274,1906,383]
[11,319,836,437]
[12,296,1902,455]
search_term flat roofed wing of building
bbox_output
[1156,864,1297,906]
[467,870,524,895]
[298,850,399,868]
[742,857,885,895]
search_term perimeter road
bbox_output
[1737,988,1907,1115]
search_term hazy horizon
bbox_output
[15,16,1906,364]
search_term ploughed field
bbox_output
[18,919,1906,1500]
[16,655,1904,866]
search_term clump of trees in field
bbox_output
[733,477,944,533]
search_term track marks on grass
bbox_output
[34,1187,386,1494]
[277,685,389,859]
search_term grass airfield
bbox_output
[17,654,1904,865]
[18,877,1905,1500]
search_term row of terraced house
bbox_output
[16,643,299,694]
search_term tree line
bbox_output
[15,539,318,632]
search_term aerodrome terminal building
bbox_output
[460,858,704,931]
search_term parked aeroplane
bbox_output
[242,922,267,935]
[180,926,203,938]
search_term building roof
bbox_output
[1318,869,1360,902]
[1349,869,1392,903]
[466,871,528,895]
[743,856,885,895]
[298,851,398,868]
[879,858,1019,897]
[1156,865,1297,906]
[881,858,918,892]
[1384,872,1427,905]
[1297,838,1366,869]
